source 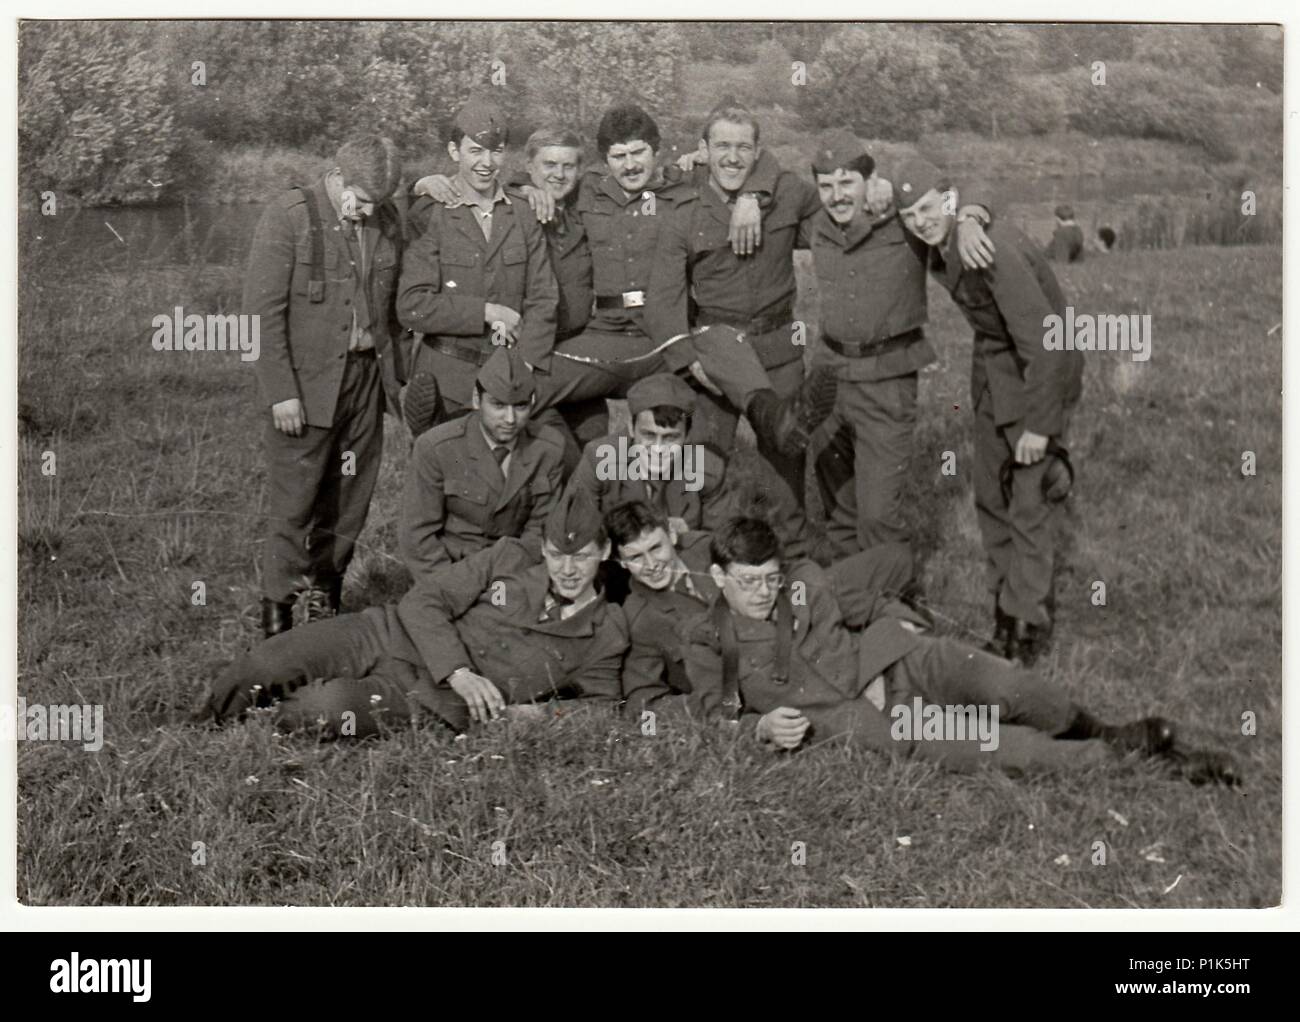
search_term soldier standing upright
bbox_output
[245,135,405,637]
[895,157,1084,664]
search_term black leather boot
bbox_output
[1005,616,1052,666]
[1164,747,1242,786]
[261,597,294,639]
[983,605,1015,658]
[1058,708,1176,757]
[402,369,442,440]
[746,366,839,457]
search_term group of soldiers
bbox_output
[201,97,1236,783]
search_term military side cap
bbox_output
[544,487,606,554]
[810,131,874,176]
[476,345,535,404]
[454,98,508,149]
[894,156,949,211]
[627,373,696,419]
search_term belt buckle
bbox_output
[622,290,646,309]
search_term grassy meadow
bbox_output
[16,229,1281,907]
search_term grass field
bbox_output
[16,240,1281,908]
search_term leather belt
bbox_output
[822,327,923,359]
[696,303,794,337]
[426,335,494,367]
[346,347,376,360]
[595,290,646,309]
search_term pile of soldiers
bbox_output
[198,98,1236,784]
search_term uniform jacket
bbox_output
[571,167,696,356]
[930,222,1084,436]
[800,209,936,383]
[399,414,566,584]
[396,193,559,370]
[685,558,922,721]
[544,199,594,340]
[564,433,733,532]
[647,151,819,369]
[393,538,628,705]
[620,531,718,714]
[244,178,404,427]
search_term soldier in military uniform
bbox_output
[606,501,914,719]
[244,135,405,638]
[565,374,733,539]
[647,103,827,551]
[684,519,1237,784]
[198,489,627,736]
[1047,204,1085,263]
[397,99,559,427]
[895,157,1084,664]
[801,133,995,557]
[399,345,565,585]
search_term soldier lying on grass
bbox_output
[197,488,626,736]
[685,517,1239,785]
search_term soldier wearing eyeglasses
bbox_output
[684,518,1238,783]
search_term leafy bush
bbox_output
[20,23,191,205]
[1065,62,1237,162]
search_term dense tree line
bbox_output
[18,20,1281,205]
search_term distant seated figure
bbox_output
[399,345,565,585]
[1095,225,1117,254]
[1046,204,1084,263]
[565,373,733,541]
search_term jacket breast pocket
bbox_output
[445,475,491,518]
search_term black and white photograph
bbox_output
[11,13,1285,914]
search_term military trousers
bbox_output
[692,340,811,554]
[815,372,919,556]
[801,635,1111,773]
[261,352,383,604]
[207,606,470,735]
[972,385,1075,625]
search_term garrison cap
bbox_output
[476,345,535,404]
[627,373,697,419]
[893,156,950,212]
[1054,204,1076,220]
[810,131,875,177]
[544,487,606,555]
[454,98,508,149]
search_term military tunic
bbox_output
[564,433,733,534]
[399,415,566,584]
[397,192,559,411]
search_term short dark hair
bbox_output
[631,404,689,434]
[710,517,781,570]
[811,154,874,180]
[1098,225,1117,249]
[335,135,401,201]
[702,102,761,146]
[605,500,670,552]
[596,104,660,157]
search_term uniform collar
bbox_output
[444,180,507,212]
